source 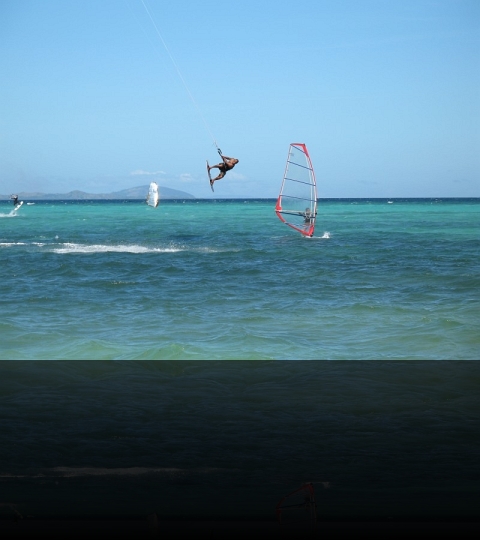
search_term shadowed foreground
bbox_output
[1,516,480,539]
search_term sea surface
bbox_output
[1,198,479,360]
[0,360,479,522]
[1,200,479,524]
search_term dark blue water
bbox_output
[1,360,479,522]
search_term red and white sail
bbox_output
[275,143,317,237]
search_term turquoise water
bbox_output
[1,199,479,359]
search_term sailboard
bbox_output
[275,143,317,237]
[145,182,159,207]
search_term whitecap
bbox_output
[52,243,184,254]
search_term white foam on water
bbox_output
[306,232,330,239]
[52,243,184,254]
[1,241,230,254]
[0,210,20,218]
[50,242,231,254]
[196,246,234,253]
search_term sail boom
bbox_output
[280,194,314,202]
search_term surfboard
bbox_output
[275,143,317,238]
[206,160,214,192]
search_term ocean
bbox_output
[1,198,479,360]
[0,199,479,534]
[0,361,479,528]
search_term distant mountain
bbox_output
[0,185,195,200]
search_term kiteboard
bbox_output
[13,201,23,212]
[206,160,214,192]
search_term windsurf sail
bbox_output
[146,182,159,207]
[275,143,317,237]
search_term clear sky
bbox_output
[1,0,479,198]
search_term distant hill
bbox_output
[0,185,195,200]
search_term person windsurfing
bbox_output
[207,149,239,189]
[304,207,312,224]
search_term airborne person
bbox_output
[207,149,239,189]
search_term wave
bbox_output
[52,243,229,254]
[0,241,183,253]
[1,241,230,254]
[308,232,330,239]
[53,243,184,254]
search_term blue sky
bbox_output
[1,0,479,198]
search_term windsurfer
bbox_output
[304,207,312,223]
[207,152,239,187]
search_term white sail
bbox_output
[275,143,317,237]
[146,182,159,207]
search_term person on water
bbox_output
[11,195,19,206]
[208,151,239,187]
[304,207,312,224]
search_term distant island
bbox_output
[0,185,195,200]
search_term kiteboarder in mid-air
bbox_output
[11,195,19,206]
[207,149,239,191]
